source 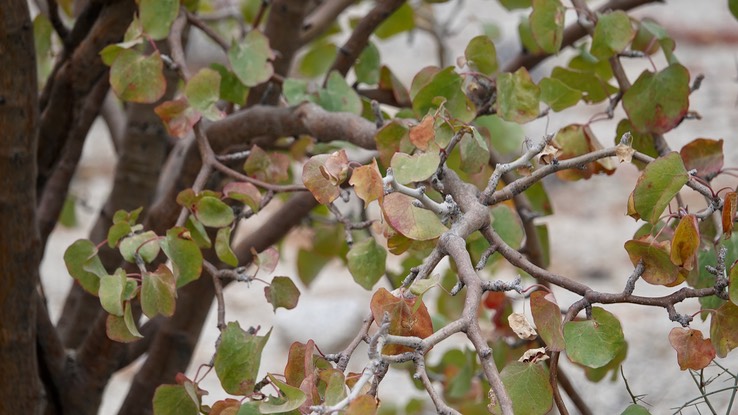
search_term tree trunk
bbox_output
[0,1,42,413]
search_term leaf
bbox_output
[228,30,275,87]
[264,276,300,311]
[390,150,440,184]
[375,120,410,167]
[475,115,525,159]
[298,40,337,78]
[346,395,378,415]
[496,361,552,415]
[620,404,652,415]
[499,0,531,9]
[668,327,716,370]
[320,150,350,185]
[670,214,699,270]
[323,370,347,406]
[464,35,498,75]
[213,227,238,267]
[539,77,582,111]
[254,246,280,275]
[138,0,179,40]
[630,152,688,224]
[210,63,249,106]
[223,181,262,212]
[347,238,387,290]
[64,239,105,295]
[409,115,435,151]
[119,230,160,263]
[349,159,383,207]
[161,227,203,288]
[110,49,166,103]
[564,307,626,368]
[195,196,234,228]
[508,312,537,340]
[369,288,433,355]
[496,68,540,123]
[185,68,224,121]
[259,374,307,414]
[680,138,724,181]
[374,3,415,39]
[730,262,738,306]
[381,192,447,241]
[530,291,565,351]
[355,42,381,85]
[724,192,737,239]
[711,300,738,357]
[302,154,340,204]
[215,322,271,395]
[732,0,738,20]
[142,264,177,318]
[243,146,290,184]
[154,98,201,139]
[318,71,362,114]
[412,67,475,122]
[459,129,489,175]
[529,0,565,54]
[185,215,211,249]
[518,18,544,55]
[152,384,200,415]
[554,124,615,181]
[590,11,636,59]
[491,205,524,249]
[296,249,330,286]
[99,268,128,317]
[615,119,658,170]
[624,239,680,285]
[622,64,690,134]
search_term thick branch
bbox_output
[300,0,356,45]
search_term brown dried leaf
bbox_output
[409,115,435,151]
[723,191,737,239]
[508,312,538,340]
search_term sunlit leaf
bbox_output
[530,291,565,351]
[119,230,160,263]
[590,10,635,59]
[620,404,652,415]
[185,215,211,249]
[264,276,300,311]
[139,0,179,40]
[390,149,440,184]
[464,35,498,75]
[629,152,688,224]
[349,159,383,207]
[459,129,489,175]
[298,40,337,78]
[529,0,565,54]
[668,327,716,370]
[496,68,540,123]
[215,227,239,267]
[539,77,582,111]
[670,214,699,270]
[215,322,271,395]
[153,384,200,415]
[260,374,307,413]
[369,288,433,355]
[210,63,249,106]
[110,49,166,103]
[346,395,378,415]
[623,64,690,134]
[409,115,435,151]
[223,181,262,212]
[347,238,387,290]
[228,30,275,87]
[412,67,475,122]
[99,268,127,317]
[551,66,617,103]
[161,227,203,288]
[499,0,531,9]
[185,68,224,121]
[381,192,447,241]
[564,307,626,368]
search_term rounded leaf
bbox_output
[564,307,626,368]
[195,196,234,228]
[347,238,387,290]
[110,49,166,103]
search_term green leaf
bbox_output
[620,404,652,415]
[110,49,166,103]
[298,40,337,78]
[161,227,203,288]
[464,35,498,75]
[264,276,301,311]
[108,222,131,248]
[282,78,314,106]
[119,230,160,263]
[139,0,179,40]
[142,264,177,318]
[215,227,239,267]
[590,10,635,59]
[215,322,271,395]
[530,291,565,351]
[347,238,387,290]
[496,68,540,123]
[153,384,200,415]
[459,129,490,175]
[551,66,617,103]
[730,263,738,306]
[224,181,262,212]
[194,196,234,228]
[99,268,127,316]
[297,249,331,286]
[474,115,525,159]
[123,300,142,338]
[243,146,290,184]
[539,77,582,111]
[412,67,475,122]
[491,204,524,249]
[106,312,140,343]
[731,0,738,20]
[553,124,615,181]
[381,192,448,241]
[228,30,275,87]
[323,370,347,406]
[624,239,680,286]
[500,0,531,10]
[374,3,415,39]
[210,63,249,106]
[497,361,552,415]
[390,150,440,184]
[375,120,411,167]
[318,71,362,114]
[185,215,211,249]
[622,64,690,134]
[185,68,224,121]
[260,374,307,414]
[710,300,738,357]
[33,14,53,86]
[564,307,626,368]
[630,152,688,224]
[355,42,381,85]
[529,0,565,54]
[64,239,105,295]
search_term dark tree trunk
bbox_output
[0,1,42,413]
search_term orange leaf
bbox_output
[723,191,737,239]
[409,115,435,151]
[670,214,700,270]
[668,327,716,371]
[369,288,433,355]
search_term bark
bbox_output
[0,1,42,412]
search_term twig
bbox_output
[480,134,552,203]
[300,0,356,45]
[46,0,69,39]
[186,10,229,51]
[418,366,462,415]
[203,261,227,331]
[549,352,570,415]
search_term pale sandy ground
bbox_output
[39,1,738,414]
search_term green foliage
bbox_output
[109,50,166,103]
[564,307,626,368]
[214,322,271,395]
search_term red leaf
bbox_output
[668,327,716,370]
[680,138,724,181]
[369,288,433,355]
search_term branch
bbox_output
[300,0,356,45]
